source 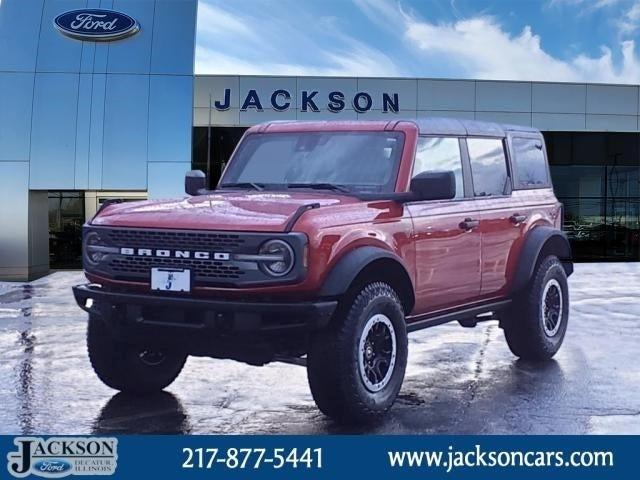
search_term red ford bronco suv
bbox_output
[73,118,573,422]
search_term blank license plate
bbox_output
[151,268,191,292]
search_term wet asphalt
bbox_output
[0,264,639,435]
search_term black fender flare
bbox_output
[511,226,573,294]
[319,246,414,305]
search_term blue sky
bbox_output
[195,0,640,83]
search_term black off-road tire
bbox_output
[503,255,569,361]
[87,314,187,394]
[307,282,408,423]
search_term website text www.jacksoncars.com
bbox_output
[387,445,613,473]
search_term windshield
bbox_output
[220,131,405,194]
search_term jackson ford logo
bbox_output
[7,437,118,477]
[120,248,231,261]
[54,9,139,41]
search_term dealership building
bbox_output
[0,0,639,280]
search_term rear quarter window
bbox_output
[512,137,549,188]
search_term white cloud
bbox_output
[383,0,640,83]
[196,0,640,83]
[195,0,401,77]
[618,1,640,34]
[352,0,406,31]
[196,3,259,42]
[548,0,640,37]
[405,16,582,81]
[195,44,400,77]
[548,0,622,9]
[573,40,640,81]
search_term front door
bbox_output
[407,136,482,315]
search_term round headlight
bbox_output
[258,240,295,277]
[84,232,104,265]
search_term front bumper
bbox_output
[73,283,337,340]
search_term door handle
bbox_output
[459,218,479,231]
[510,214,527,224]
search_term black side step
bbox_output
[273,355,307,367]
[406,299,511,333]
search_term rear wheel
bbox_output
[87,314,187,394]
[307,282,408,423]
[503,255,569,360]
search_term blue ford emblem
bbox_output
[33,459,73,474]
[54,9,139,41]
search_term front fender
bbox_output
[319,246,409,298]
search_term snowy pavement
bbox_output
[0,264,639,435]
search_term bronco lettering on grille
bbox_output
[119,248,230,261]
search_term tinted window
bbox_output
[467,138,509,197]
[413,137,464,199]
[513,137,549,188]
[222,132,404,193]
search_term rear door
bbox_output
[407,136,482,314]
[465,136,526,297]
[499,133,557,289]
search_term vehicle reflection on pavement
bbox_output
[93,392,191,434]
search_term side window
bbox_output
[467,138,509,197]
[413,137,464,199]
[512,137,549,188]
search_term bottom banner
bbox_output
[1,435,636,479]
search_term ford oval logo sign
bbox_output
[54,9,139,42]
[33,459,73,475]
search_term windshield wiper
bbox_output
[286,183,352,194]
[218,182,265,191]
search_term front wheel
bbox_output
[503,255,569,361]
[307,282,408,423]
[87,314,187,394]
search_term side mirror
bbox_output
[185,170,206,196]
[410,171,456,201]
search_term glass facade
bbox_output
[192,126,209,179]
[544,132,640,261]
[192,127,247,189]
[48,191,85,269]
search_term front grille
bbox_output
[109,256,246,280]
[86,226,306,287]
[103,229,245,251]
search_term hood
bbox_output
[91,191,361,232]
